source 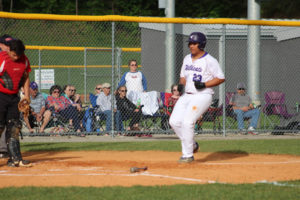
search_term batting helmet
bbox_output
[188,32,206,50]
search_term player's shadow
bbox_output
[21,151,79,163]
[196,150,249,163]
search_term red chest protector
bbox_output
[0,51,31,95]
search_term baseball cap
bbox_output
[0,34,15,45]
[102,83,111,88]
[30,81,38,90]
[237,82,246,89]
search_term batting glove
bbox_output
[194,81,206,90]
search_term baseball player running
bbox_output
[169,32,225,163]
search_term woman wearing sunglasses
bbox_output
[117,59,147,94]
[116,85,142,133]
[45,85,82,133]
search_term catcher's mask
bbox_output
[188,32,206,50]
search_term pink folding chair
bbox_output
[263,91,297,128]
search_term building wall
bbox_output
[141,28,300,110]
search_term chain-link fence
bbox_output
[1,13,299,136]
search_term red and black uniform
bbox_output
[0,51,31,123]
[0,51,31,166]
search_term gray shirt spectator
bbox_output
[30,92,46,113]
[229,82,260,132]
[230,93,251,108]
[96,89,116,112]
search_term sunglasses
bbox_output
[130,64,137,66]
[69,89,76,92]
[172,89,178,92]
[119,90,127,92]
[95,88,102,90]
[53,90,60,94]
[238,88,245,90]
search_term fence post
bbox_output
[220,24,227,137]
[38,49,42,91]
[111,21,115,137]
[84,48,87,103]
[116,47,122,85]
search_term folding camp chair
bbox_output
[263,91,298,129]
[138,92,170,133]
[195,99,222,134]
[83,93,106,133]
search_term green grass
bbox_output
[1,181,299,200]
[21,138,300,155]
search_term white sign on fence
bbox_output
[34,69,55,90]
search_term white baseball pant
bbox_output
[169,93,212,158]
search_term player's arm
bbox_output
[23,74,30,100]
[179,77,186,85]
[205,77,225,88]
[141,73,147,92]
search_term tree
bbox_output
[1,0,299,19]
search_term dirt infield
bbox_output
[0,151,299,187]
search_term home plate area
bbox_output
[0,151,299,187]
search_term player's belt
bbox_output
[186,92,194,94]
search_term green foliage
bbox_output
[21,139,300,155]
[1,0,299,19]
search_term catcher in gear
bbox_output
[0,39,32,167]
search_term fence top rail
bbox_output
[0,11,299,27]
[26,45,141,52]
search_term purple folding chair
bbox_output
[263,91,297,127]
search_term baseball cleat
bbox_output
[0,152,9,158]
[19,160,32,167]
[178,156,194,163]
[7,159,32,167]
[7,159,17,167]
[193,142,199,153]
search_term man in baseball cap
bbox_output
[230,82,260,133]
[0,34,15,52]
[102,82,111,88]
[30,81,39,90]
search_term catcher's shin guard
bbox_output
[6,120,31,167]
[0,123,5,136]
[7,138,22,165]
[7,138,31,167]
[6,119,22,139]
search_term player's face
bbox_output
[129,62,138,72]
[189,42,201,55]
[8,50,21,61]
[0,43,9,52]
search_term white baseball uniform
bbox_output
[169,52,225,158]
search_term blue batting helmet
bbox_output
[188,32,206,50]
